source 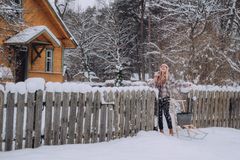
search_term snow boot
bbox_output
[169,129,173,136]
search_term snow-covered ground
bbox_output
[0,128,240,160]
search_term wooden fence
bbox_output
[0,89,156,151]
[188,90,240,129]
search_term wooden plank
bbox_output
[204,91,211,127]
[196,91,203,128]
[113,91,120,139]
[44,92,53,145]
[76,93,85,144]
[5,92,15,151]
[84,92,92,144]
[60,92,69,145]
[222,91,228,127]
[146,90,152,131]
[130,90,136,137]
[228,91,234,128]
[232,92,238,128]
[135,90,141,134]
[68,92,78,144]
[218,91,224,127]
[99,92,107,142]
[0,91,3,151]
[140,90,146,131]
[33,90,43,148]
[107,91,113,141]
[214,91,220,127]
[210,91,216,127]
[237,92,240,129]
[150,91,156,130]
[15,93,25,150]
[192,90,199,127]
[91,91,100,143]
[52,92,61,145]
[124,90,130,137]
[225,91,231,127]
[119,91,125,138]
[25,92,35,149]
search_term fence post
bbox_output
[99,92,107,142]
[68,92,78,144]
[107,91,113,141]
[124,90,130,137]
[34,90,43,148]
[92,91,100,143]
[60,92,69,145]
[25,92,35,149]
[52,92,61,145]
[113,91,120,139]
[130,90,136,136]
[140,90,146,131]
[0,91,4,151]
[135,90,141,134]
[5,92,15,151]
[44,92,53,145]
[15,93,25,150]
[76,93,85,144]
[84,92,92,144]
[119,91,125,138]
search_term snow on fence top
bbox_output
[1,78,158,96]
[177,83,240,93]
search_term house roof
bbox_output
[46,0,78,48]
[5,26,61,47]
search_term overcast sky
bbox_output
[75,0,96,9]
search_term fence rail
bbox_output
[188,90,240,129]
[0,89,156,151]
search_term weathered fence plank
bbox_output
[124,90,130,137]
[119,91,125,138]
[15,93,25,150]
[84,92,92,144]
[107,91,113,141]
[113,91,120,139]
[5,92,15,151]
[130,90,136,137]
[34,90,43,148]
[60,92,69,145]
[92,91,100,143]
[68,92,78,144]
[0,91,3,151]
[44,92,53,145]
[136,90,141,134]
[140,90,146,130]
[76,93,85,144]
[99,92,107,142]
[52,92,61,145]
[25,92,35,149]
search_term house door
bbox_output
[15,48,28,82]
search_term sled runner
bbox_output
[171,99,208,140]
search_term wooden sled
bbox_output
[172,99,208,140]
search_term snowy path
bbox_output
[0,128,240,160]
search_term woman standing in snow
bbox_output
[154,64,173,136]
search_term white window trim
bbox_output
[45,49,53,72]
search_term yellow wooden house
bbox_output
[0,0,78,82]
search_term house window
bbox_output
[46,49,53,72]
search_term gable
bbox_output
[23,0,78,48]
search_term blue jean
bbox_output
[158,97,172,130]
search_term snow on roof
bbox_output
[47,0,78,47]
[5,26,61,47]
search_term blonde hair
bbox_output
[154,64,169,86]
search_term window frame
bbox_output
[45,48,54,73]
